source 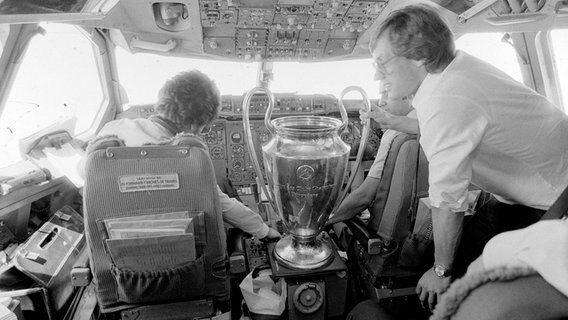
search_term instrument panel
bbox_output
[225,120,265,185]
[218,93,351,117]
[199,0,387,61]
[118,93,381,186]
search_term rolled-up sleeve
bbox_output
[419,95,488,212]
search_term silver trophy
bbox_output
[243,86,371,269]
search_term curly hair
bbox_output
[155,70,221,131]
[371,4,455,73]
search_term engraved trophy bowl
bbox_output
[243,86,371,270]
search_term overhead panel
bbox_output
[236,28,270,60]
[198,0,388,61]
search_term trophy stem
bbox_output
[273,234,334,270]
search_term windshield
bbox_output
[0,23,103,167]
[115,47,380,102]
[551,28,568,110]
[455,32,523,83]
[115,32,524,104]
[270,59,379,99]
[115,48,260,106]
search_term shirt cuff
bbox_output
[428,189,472,212]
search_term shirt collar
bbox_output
[148,115,180,136]
[413,50,465,109]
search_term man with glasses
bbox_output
[345,3,568,316]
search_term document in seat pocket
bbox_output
[109,227,187,239]
[106,234,196,271]
[105,218,194,238]
[103,211,205,242]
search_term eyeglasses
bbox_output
[372,51,410,74]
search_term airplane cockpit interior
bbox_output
[0,0,567,319]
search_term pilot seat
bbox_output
[81,135,231,319]
[343,132,431,318]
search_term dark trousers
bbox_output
[453,195,545,277]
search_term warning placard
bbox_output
[118,174,180,193]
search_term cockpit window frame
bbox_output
[0,23,109,167]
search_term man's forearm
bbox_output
[334,193,372,219]
[393,116,419,134]
[431,206,464,269]
[328,177,380,224]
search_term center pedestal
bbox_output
[267,233,349,320]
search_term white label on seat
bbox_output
[118,174,180,192]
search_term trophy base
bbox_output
[273,234,333,270]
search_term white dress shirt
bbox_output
[413,51,568,211]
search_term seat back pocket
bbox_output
[111,256,207,304]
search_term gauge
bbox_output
[232,144,244,155]
[245,171,257,181]
[232,159,243,171]
[258,130,271,143]
[231,131,243,143]
[210,146,225,160]
[231,172,242,182]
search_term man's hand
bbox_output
[416,269,452,311]
[359,106,412,133]
[264,227,282,239]
[359,106,402,131]
[358,102,418,134]
[325,211,358,226]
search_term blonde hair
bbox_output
[371,4,455,73]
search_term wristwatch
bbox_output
[433,264,452,278]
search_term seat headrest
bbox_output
[87,133,208,154]
[86,135,125,154]
[170,134,208,150]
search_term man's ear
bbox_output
[412,59,427,68]
[412,59,430,76]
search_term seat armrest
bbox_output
[345,217,385,255]
[227,228,248,274]
[227,228,246,256]
[71,247,91,287]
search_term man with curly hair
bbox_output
[89,70,280,240]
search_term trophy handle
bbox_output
[242,86,276,209]
[331,86,372,215]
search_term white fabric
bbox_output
[97,118,174,146]
[94,118,270,238]
[239,269,286,316]
[367,109,417,179]
[413,51,568,211]
[482,219,568,297]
